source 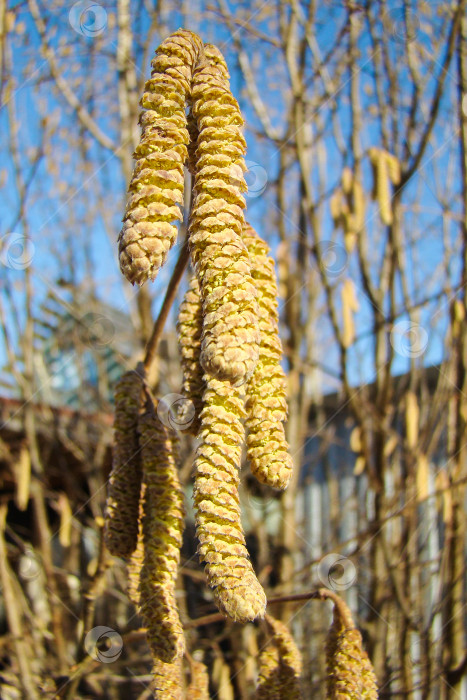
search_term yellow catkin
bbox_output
[326,597,378,700]
[186,660,210,700]
[370,147,392,225]
[341,278,359,349]
[126,484,145,607]
[137,409,185,663]
[243,223,293,490]
[151,658,184,700]
[189,47,260,385]
[405,390,419,450]
[351,178,365,232]
[177,274,204,436]
[255,615,302,699]
[104,370,144,558]
[118,30,203,285]
[256,642,281,699]
[193,375,267,623]
[384,151,401,185]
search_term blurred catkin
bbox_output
[177,274,204,435]
[369,147,397,226]
[256,615,302,699]
[326,596,378,700]
[118,30,203,285]
[186,660,210,700]
[151,658,184,700]
[104,370,144,558]
[243,223,293,490]
[137,409,185,663]
[193,375,267,622]
[189,46,260,385]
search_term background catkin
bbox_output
[137,408,185,663]
[369,147,393,226]
[193,375,267,623]
[243,223,293,490]
[104,370,144,558]
[118,30,203,285]
[326,596,378,699]
[186,660,210,700]
[176,274,204,436]
[151,658,184,700]
[255,615,302,699]
[189,47,260,385]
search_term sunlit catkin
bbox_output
[243,223,293,490]
[189,47,260,385]
[138,409,185,663]
[151,658,184,700]
[326,596,378,699]
[118,30,203,285]
[369,147,392,226]
[127,486,145,606]
[256,615,302,699]
[104,370,144,558]
[177,274,204,435]
[193,375,267,622]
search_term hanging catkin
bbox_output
[189,46,260,385]
[118,30,203,285]
[104,370,144,558]
[369,147,393,226]
[177,274,204,436]
[137,408,185,663]
[151,658,184,700]
[255,615,302,699]
[193,375,267,623]
[243,223,293,490]
[186,660,210,700]
[127,484,145,606]
[325,595,378,699]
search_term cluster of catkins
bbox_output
[104,29,295,696]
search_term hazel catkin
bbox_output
[193,375,267,623]
[104,369,144,558]
[177,274,204,436]
[326,596,378,699]
[118,30,203,285]
[256,615,302,699]
[189,47,260,385]
[137,408,185,663]
[243,223,293,490]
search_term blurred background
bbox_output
[0,0,466,697]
